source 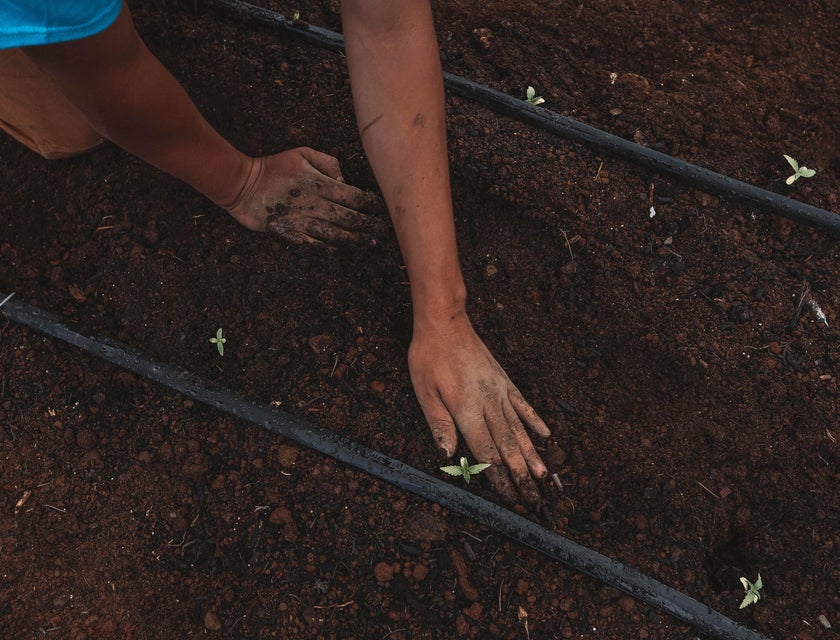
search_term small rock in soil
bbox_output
[412,562,429,581]
[455,614,470,636]
[450,549,479,601]
[373,561,393,583]
[268,506,294,526]
[276,444,300,467]
[463,601,482,621]
[370,380,386,394]
[545,441,567,468]
[76,429,98,451]
[618,595,636,612]
[404,505,449,543]
[203,611,222,631]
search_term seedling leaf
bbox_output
[784,154,816,184]
[440,465,465,476]
[784,154,799,171]
[739,573,763,609]
[525,86,545,106]
[210,327,226,356]
[440,457,491,484]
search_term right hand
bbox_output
[223,147,388,246]
[408,311,551,506]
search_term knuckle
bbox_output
[508,417,527,436]
[427,417,453,436]
[497,431,519,455]
[479,444,502,463]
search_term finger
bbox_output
[301,217,368,246]
[416,394,458,458]
[265,214,326,246]
[298,146,344,181]
[509,388,551,437]
[481,458,519,506]
[317,202,389,235]
[484,408,541,505]
[316,180,388,217]
[268,214,361,246]
[266,203,383,246]
[269,226,324,246]
[295,148,386,216]
[502,402,548,479]
[455,414,518,504]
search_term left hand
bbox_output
[223,148,388,246]
[408,313,551,505]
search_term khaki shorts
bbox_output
[0,47,105,159]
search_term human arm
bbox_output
[22,2,382,244]
[341,0,551,504]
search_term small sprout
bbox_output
[209,328,226,356]
[292,10,300,21]
[525,86,545,106]
[739,573,763,609]
[784,155,816,185]
[440,457,491,484]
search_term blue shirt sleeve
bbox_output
[0,0,123,49]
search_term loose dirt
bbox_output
[2,1,838,638]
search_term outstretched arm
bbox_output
[23,2,382,245]
[341,0,551,504]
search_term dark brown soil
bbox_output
[2,1,839,639]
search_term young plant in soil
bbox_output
[739,573,763,609]
[783,154,816,184]
[440,457,491,484]
[525,86,545,105]
[209,328,226,356]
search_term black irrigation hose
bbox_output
[0,292,770,640]
[205,0,840,238]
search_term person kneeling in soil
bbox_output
[0,0,552,505]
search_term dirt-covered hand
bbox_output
[222,147,387,245]
[408,314,551,505]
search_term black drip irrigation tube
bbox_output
[206,0,840,238]
[0,293,771,640]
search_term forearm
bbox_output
[342,0,466,330]
[23,3,248,205]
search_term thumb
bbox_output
[297,146,345,182]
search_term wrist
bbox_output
[209,154,258,210]
[411,280,469,334]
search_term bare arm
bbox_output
[23,2,382,245]
[23,2,250,205]
[342,0,551,504]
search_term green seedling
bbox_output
[525,86,545,106]
[209,328,226,356]
[784,155,816,184]
[739,573,763,609]
[440,457,491,484]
